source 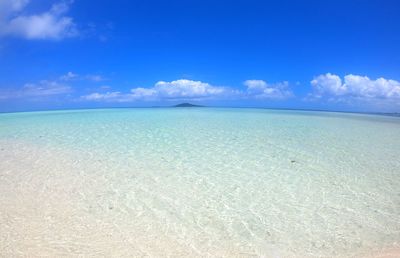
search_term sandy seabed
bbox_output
[0,141,258,257]
[0,140,399,257]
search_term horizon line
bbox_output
[1,105,399,118]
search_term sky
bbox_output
[0,0,399,113]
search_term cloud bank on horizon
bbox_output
[1,72,399,112]
[80,74,400,111]
[81,79,295,102]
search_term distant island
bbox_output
[173,103,204,107]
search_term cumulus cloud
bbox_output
[81,79,235,102]
[310,73,345,97]
[244,80,293,99]
[310,73,400,100]
[153,79,231,99]
[0,0,77,40]
[0,80,72,100]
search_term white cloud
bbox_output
[311,73,400,100]
[344,74,400,99]
[244,80,293,99]
[0,80,72,100]
[83,88,157,102]
[83,92,125,101]
[60,71,78,81]
[81,79,234,102]
[310,73,345,97]
[0,0,77,40]
[0,71,108,102]
[0,0,29,18]
[130,87,158,98]
[154,79,230,99]
[22,80,72,96]
[81,79,295,103]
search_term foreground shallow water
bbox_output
[0,108,399,257]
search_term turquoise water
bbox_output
[1,108,400,257]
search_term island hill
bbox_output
[173,103,204,107]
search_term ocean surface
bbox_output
[0,108,399,257]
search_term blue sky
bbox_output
[0,0,399,112]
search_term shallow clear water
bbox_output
[1,108,400,257]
